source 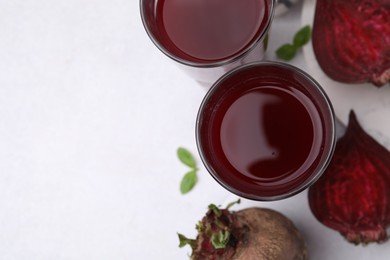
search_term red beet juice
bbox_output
[196,62,335,200]
[140,0,274,84]
[155,0,270,62]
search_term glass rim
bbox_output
[195,61,336,201]
[139,0,276,68]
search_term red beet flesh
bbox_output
[308,111,390,244]
[312,0,390,86]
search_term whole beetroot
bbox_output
[178,200,307,260]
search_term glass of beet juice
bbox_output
[140,0,275,86]
[196,62,336,201]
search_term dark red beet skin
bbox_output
[308,111,390,244]
[312,0,390,86]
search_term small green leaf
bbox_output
[276,43,297,61]
[180,170,198,194]
[276,25,311,61]
[196,221,205,232]
[208,204,221,216]
[293,25,311,48]
[177,147,197,169]
[226,198,241,210]
[211,230,230,249]
[177,233,196,248]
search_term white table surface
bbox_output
[0,0,389,259]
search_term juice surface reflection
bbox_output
[196,63,335,200]
[157,0,269,62]
[217,86,318,181]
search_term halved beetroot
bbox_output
[308,111,390,244]
[312,0,390,87]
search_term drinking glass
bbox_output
[140,0,275,86]
[196,61,336,200]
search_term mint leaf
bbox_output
[177,147,197,169]
[276,25,311,61]
[293,25,311,48]
[180,170,198,194]
[276,43,297,61]
[177,147,199,194]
